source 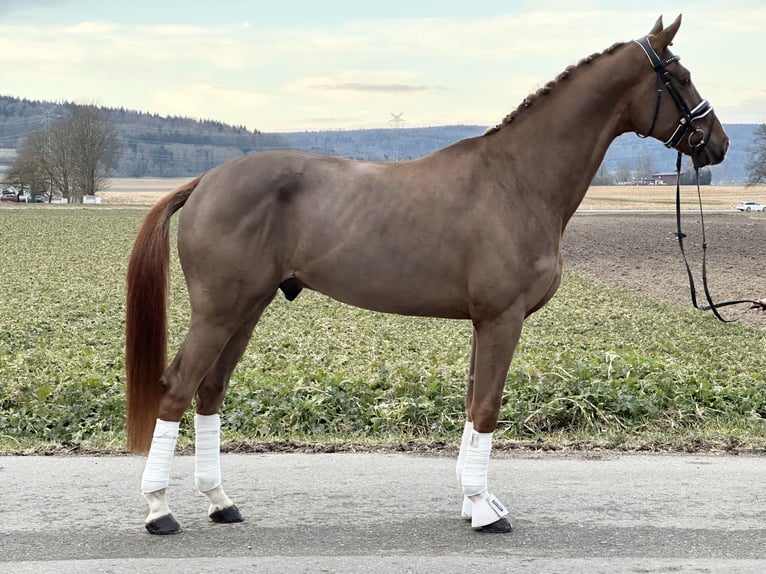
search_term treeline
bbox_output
[0,95,758,182]
[281,125,486,162]
[0,96,289,177]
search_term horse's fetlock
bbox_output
[469,407,499,433]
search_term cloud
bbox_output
[0,0,56,17]
[2,4,766,131]
[148,83,274,123]
[310,82,440,93]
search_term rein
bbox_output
[634,35,765,321]
[673,152,765,322]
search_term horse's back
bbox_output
[174,150,476,315]
[174,146,560,320]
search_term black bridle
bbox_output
[634,36,765,322]
[633,36,714,152]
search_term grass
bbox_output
[0,207,764,454]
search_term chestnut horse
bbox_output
[125,15,728,535]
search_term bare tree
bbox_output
[746,123,766,186]
[616,163,632,184]
[67,105,119,202]
[8,103,118,204]
[634,151,654,183]
[27,123,75,201]
[679,157,713,185]
[4,145,48,199]
[591,161,615,185]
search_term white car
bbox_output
[735,201,765,212]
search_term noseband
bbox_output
[633,36,713,151]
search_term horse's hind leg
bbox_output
[193,297,274,525]
[141,294,273,534]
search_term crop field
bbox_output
[580,184,766,211]
[100,179,766,210]
[0,193,765,454]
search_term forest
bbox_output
[0,95,758,183]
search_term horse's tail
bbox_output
[125,176,202,453]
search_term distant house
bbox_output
[652,167,712,186]
[651,172,680,185]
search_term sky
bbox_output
[1,0,765,132]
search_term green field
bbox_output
[1,207,765,453]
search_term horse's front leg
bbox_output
[456,329,477,521]
[456,310,523,533]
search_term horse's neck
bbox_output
[490,50,639,222]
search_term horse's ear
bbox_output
[654,14,682,49]
[648,16,663,36]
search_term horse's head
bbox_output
[630,15,728,168]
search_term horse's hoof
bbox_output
[145,514,182,535]
[474,517,513,534]
[210,504,244,524]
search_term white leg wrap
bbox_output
[456,421,475,519]
[141,419,180,494]
[460,430,510,528]
[460,430,492,497]
[194,413,222,493]
[455,420,474,484]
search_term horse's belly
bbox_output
[306,273,471,320]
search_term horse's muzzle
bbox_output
[693,134,729,168]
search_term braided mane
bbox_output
[484,41,626,135]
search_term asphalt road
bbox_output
[1,452,765,573]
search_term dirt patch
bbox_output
[563,211,766,329]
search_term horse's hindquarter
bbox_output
[179,150,563,321]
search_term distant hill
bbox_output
[280,124,757,184]
[0,95,758,183]
[0,96,289,177]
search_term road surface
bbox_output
[1,452,764,573]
